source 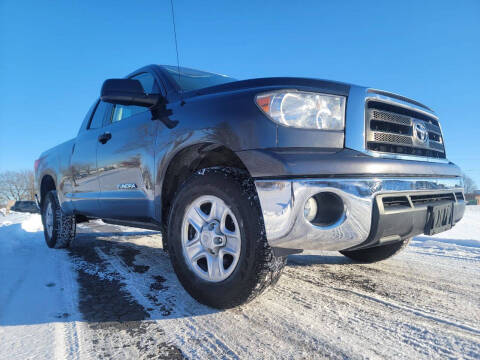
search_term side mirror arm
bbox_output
[150,97,178,129]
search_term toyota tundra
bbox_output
[35,65,465,308]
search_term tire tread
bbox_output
[42,190,76,249]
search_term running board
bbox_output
[101,218,163,232]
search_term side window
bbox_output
[88,101,110,129]
[111,72,159,123]
[78,101,97,133]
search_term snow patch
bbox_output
[21,214,43,232]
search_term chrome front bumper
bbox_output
[255,177,464,251]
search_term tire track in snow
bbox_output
[335,287,480,336]
[275,271,478,359]
[281,265,480,358]
[287,258,480,332]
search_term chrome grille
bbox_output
[366,100,446,159]
[374,132,412,144]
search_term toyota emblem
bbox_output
[415,123,428,143]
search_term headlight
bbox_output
[255,90,346,130]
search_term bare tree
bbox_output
[0,170,35,204]
[462,173,477,195]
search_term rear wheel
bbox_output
[340,238,411,263]
[42,190,76,249]
[167,167,286,309]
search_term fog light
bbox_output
[304,197,318,222]
[312,192,345,227]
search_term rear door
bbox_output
[70,100,111,216]
[96,72,162,220]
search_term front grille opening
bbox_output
[367,101,439,126]
[410,193,456,205]
[428,140,445,152]
[370,120,412,135]
[455,192,465,201]
[373,132,412,145]
[425,122,442,134]
[428,132,442,142]
[372,110,411,125]
[382,196,410,209]
[367,142,446,158]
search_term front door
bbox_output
[96,72,161,220]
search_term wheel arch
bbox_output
[39,173,57,208]
[159,142,251,231]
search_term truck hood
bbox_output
[185,77,351,98]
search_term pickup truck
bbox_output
[35,65,465,308]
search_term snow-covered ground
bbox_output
[0,207,479,359]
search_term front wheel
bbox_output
[340,238,411,263]
[42,190,76,249]
[167,168,286,309]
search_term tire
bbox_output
[340,238,411,263]
[167,167,286,309]
[42,190,76,249]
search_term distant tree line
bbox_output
[0,170,35,206]
[463,173,477,195]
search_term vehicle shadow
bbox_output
[287,253,353,266]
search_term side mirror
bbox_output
[100,79,160,107]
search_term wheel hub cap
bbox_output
[200,221,226,254]
[181,195,242,282]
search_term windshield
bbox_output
[162,65,236,92]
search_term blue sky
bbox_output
[1,0,479,185]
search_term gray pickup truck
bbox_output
[35,65,465,308]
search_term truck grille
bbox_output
[365,100,446,159]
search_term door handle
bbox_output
[98,132,112,144]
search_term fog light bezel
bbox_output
[303,191,346,228]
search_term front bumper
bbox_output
[255,177,465,251]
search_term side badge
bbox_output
[117,183,138,190]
